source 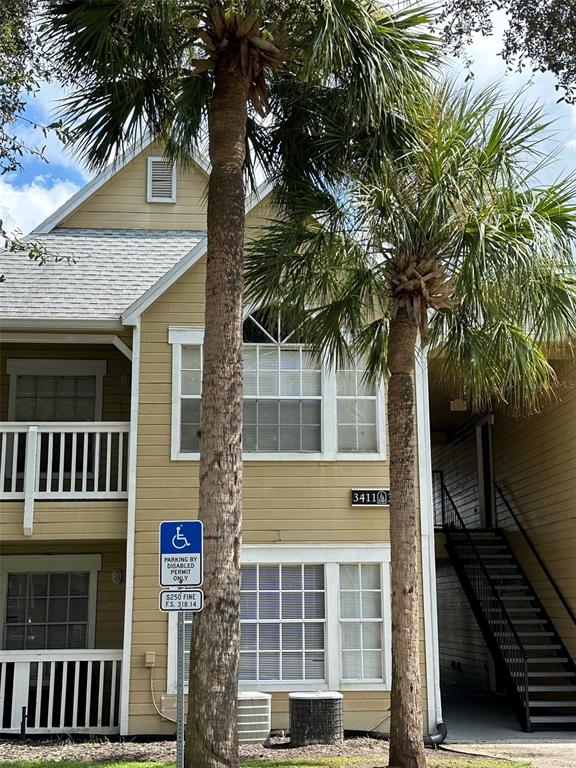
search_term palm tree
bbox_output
[246,80,576,768]
[42,3,436,767]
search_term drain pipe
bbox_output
[424,721,448,747]
[344,722,448,748]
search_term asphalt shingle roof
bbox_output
[0,228,205,323]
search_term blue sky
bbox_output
[1,13,575,236]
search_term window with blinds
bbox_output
[172,311,385,457]
[340,563,384,681]
[147,157,177,203]
[239,564,326,682]
[336,359,378,452]
[170,548,390,692]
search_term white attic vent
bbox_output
[147,157,177,203]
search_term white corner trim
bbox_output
[415,345,443,734]
[121,179,274,326]
[120,320,141,736]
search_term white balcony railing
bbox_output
[0,649,122,734]
[0,422,130,534]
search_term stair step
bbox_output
[501,645,561,651]
[528,686,576,692]
[509,619,549,625]
[489,575,524,580]
[486,608,541,614]
[530,701,576,708]
[518,632,555,637]
[496,585,530,591]
[527,658,569,663]
[531,715,576,723]
[523,672,576,678]
[501,596,537,601]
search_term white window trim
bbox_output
[146,157,177,203]
[168,327,387,462]
[0,554,102,651]
[166,543,391,695]
[6,359,107,421]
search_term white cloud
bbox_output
[17,80,91,179]
[0,176,80,236]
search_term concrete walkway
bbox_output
[441,690,576,768]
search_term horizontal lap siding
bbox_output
[128,203,429,736]
[0,500,127,541]
[492,358,576,659]
[0,540,126,649]
[61,142,209,230]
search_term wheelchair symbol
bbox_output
[172,525,191,550]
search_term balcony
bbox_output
[0,422,130,535]
[0,649,122,735]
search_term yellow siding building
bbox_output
[0,141,441,740]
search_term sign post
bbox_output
[159,520,204,768]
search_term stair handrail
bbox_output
[494,483,576,628]
[441,482,530,728]
[441,483,528,658]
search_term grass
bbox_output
[0,758,532,768]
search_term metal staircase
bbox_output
[437,479,576,731]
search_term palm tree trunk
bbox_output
[387,309,427,768]
[186,63,250,768]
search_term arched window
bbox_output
[242,310,322,452]
[171,310,381,457]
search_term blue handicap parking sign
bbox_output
[159,520,203,586]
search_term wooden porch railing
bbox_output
[0,422,130,534]
[0,649,122,735]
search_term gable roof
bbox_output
[2,134,274,329]
[0,229,205,328]
[121,179,273,325]
[33,136,210,235]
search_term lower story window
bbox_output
[340,563,384,681]
[1,556,100,651]
[239,564,325,682]
[169,546,391,693]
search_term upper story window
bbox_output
[147,157,177,203]
[243,311,322,453]
[169,314,386,460]
[7,360,106,422]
